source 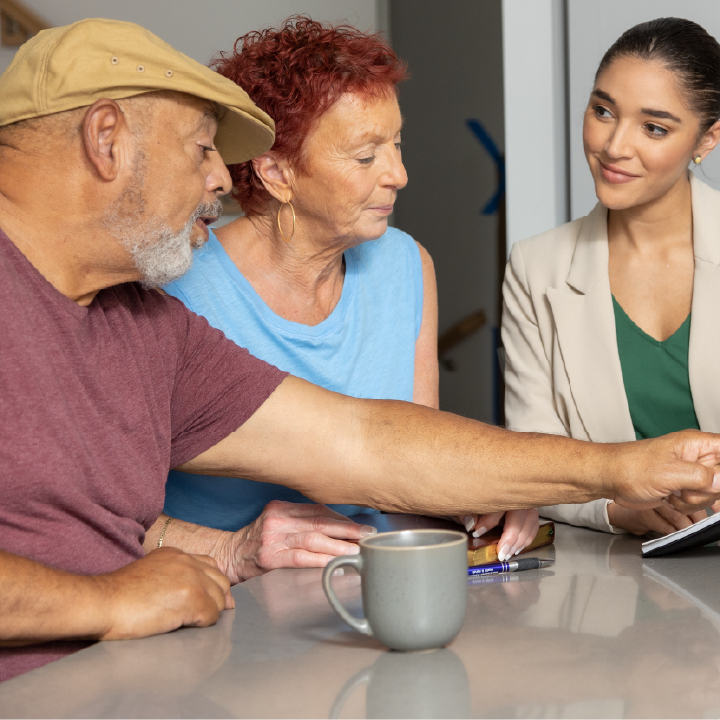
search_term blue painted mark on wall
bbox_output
[466,119,505,216]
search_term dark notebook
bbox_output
[642,512,720,557]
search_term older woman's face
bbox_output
[291,91,407,244]
[583,56,702,211]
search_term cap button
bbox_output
[136,65,145,73]
[111,57,119,65]
[165,70,173,78]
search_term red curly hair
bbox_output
[211,16,408,215]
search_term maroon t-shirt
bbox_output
[0,228,287,681]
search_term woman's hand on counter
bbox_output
[145,503,375,585]
[458,509,540,562]
[221,501,376,583]
[607,500,707,535]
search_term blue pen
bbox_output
[468,573,520,585]
[468,557,554,576]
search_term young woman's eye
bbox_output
[644,123,668,137]
[594,105,613,119]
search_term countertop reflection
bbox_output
[2,522,720,718]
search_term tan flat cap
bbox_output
[0,18,275,164]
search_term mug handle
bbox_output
[328,666,372,719]
[322,555,371,636]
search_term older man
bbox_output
[1,19,719,681]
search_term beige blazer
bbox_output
[502,174,720,532]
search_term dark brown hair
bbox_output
[597,17,720,134]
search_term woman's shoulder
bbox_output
[508,205,605,285]
[351,226,420,268]
[691,175,720,264]
[512,217,584,262]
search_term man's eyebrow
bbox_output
[203,104,220,121]
[192,103,220,135]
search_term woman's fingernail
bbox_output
[463,516,474,532]
[472,526,487,538]
[360,525,377,536]
[332,568,345,576]
[672,490,681,497]
[347,544,361,555]
[498,544,511,562]
[713,473,720,491]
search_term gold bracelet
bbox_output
[157,516,173,549]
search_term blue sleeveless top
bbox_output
[162,227,423,530]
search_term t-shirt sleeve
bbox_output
[164,296,288,467]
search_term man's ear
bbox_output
[82,99,132,182]
[694,119,720,162]
[252,153,294,202]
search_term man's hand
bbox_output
[217,501,376,584]
[608,501,708,536]
[0,548,231,647]
[608,431,720,511]
[97,548,232,640]
[458,509,540,561]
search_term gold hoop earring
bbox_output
[277,201,296,242]
[693,154,702,164]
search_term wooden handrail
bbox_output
[0,0,50,47]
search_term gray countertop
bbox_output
[2,518,720,718]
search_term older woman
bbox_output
[151,18,538,574]
[503,18,720,536]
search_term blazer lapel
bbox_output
[547,204,636,443]
[689,175,720,431]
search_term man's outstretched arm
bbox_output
[179,376,720,515]
[0,548,230,646]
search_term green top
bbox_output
[612,296,700,440]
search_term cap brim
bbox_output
[215,105,275,165]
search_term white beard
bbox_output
[117,213,199,289]
[102,154,223,288]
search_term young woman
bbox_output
[502,17,720,535]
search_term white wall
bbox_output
[0,0,382,76]
[567,0,720,219]
[502,0,567,255]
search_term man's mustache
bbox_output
[191,198,224,225]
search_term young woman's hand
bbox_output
[607,501,707,535]
[457,509,540,561]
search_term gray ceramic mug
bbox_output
[322,529,467,651]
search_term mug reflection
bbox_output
[330,649,472,719]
